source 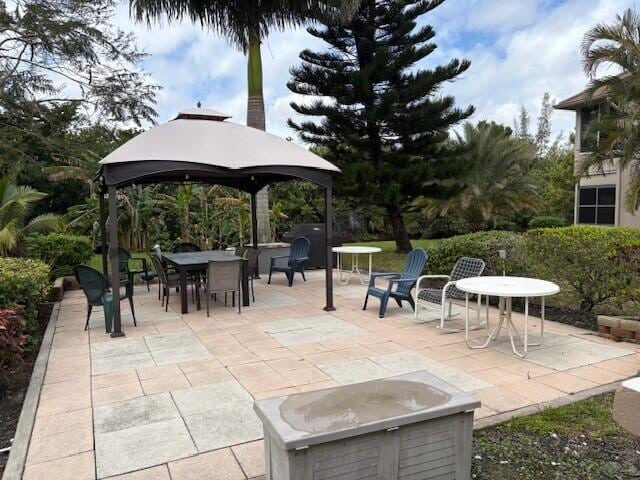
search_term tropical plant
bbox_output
[130,0,358,243]
[419,122,540,231]
[0,176,63,255]
[27,233,93,277]
[288,0,473,253]
[580,7,640,212]
[155,184,199,242]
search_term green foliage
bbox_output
[427,230,526,276]
[528,216,567,229]
[581,8,640,212]
[526,226,640,313]
[288,0,473,252]
[0,257,50,329]
[531,147,576,222]
[27,233,93,277]
[420,121,540,230]
[0,176,64,255]
[0,307,27,372]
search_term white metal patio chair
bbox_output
[414,257,485,328]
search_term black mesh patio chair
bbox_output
[118,247,156,291]
[205,259,242,316]
[268,237,310,287]
[363,248,427,318]
[415,257,485,328]
[74,265,136,333]
[173,242,201,253]
[150,254,200,311]
[246,247,261,302]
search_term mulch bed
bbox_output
[0,303,52,477]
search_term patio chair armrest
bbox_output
[368,272,398,287]
[389,276,419,285]
[294,256,310,263]
[270,255,289,267]
[416,274,451,289]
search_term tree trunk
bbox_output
[387,206,412,253]
[246,30,272,243]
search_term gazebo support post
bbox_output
[108,185,124,337]
[250,191,260,278]
[324,185,335,311]
[99,190,108,277]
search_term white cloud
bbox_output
[112,0,634,143]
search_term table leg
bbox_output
[242,261,249,307]
[368,253,373,283]
[179,268,188,314]
[466,293,498,350]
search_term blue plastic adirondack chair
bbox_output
[268,237,311,287]
[363,248,428,318]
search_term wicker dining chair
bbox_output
[205,259,242,316]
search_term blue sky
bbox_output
[114,0,632,142]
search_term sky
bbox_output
[113,0,633,143]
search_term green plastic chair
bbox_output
[74,265,137,333]
[118,247,156,291]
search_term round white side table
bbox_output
[455,276,560,358]
[332,246,382,285]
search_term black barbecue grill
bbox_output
[282,223,341,269]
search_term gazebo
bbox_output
[96,107,340,337]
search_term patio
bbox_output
[22,270,640,479]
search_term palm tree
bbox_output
[581,8,640,211]
[418,122,540,230]
[129,0,359,242]
[0,176,63,255]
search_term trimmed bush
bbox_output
[528,216,567,229]
[0,307,27,372]
[427,230,526,276]
[526,226,640,314]
[0,257,50,329]
[28,233,93,277]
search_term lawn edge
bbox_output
[1,301,60,480]
[473,380,623,431]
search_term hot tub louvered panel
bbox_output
[311,435,381,480]
[398,420,456,479]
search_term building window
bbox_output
[578,186,615,225]
[580,105,600,152]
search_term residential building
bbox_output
[555,85,640,228]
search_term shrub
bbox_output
[0,257,50,330]
[528,216,567,229]
[27,233,93,277]
[0,307,27,372]
[525,226,640,314]
[427,230,526,276]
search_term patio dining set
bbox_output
[73,235,313,330]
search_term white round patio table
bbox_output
[455,276,560,358]
[332,246,382,285]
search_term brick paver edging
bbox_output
[2,302,60,480]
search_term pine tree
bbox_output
[535,92,553,156]
[288,0,473,253]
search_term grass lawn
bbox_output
[472,394,640,479]
[344,239,440,272]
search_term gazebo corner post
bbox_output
[107,185,124,337]
[98,187,108,277]
[323,184,335,312]
[250,190,259,248]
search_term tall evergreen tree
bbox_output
[288,0,473,252]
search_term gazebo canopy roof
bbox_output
[99,107,339,191]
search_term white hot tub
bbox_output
[253,370,481,480]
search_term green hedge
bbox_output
[427,230,526,276]
[27,233,93,278]
[528,216,566,229]
[0,258,50,329]
[525,225,640,314]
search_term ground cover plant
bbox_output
[472,394,640,479]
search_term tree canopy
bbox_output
[288,0,473,252]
